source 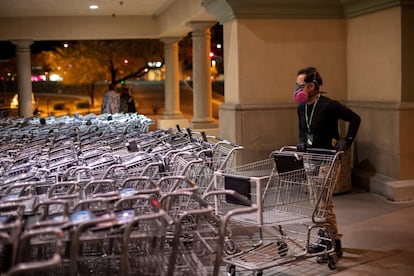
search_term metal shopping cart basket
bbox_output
[212,146,342,275]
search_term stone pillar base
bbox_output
[157,118,189,130]
[353,168,414,201]
[190,120,218,129]
[191,127,220,138]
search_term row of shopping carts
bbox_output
[0,112,252,276]
[0,112,343,275]
[0,113,242,193]
[1,181,258,275]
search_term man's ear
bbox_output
[308,82,316,91]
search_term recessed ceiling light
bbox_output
[89,4,99,10]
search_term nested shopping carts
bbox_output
[212,146,343,275]
[0,182,252,276]
[0,112,250,275]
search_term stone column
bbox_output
[12,40,33,117]
[157,37,189,130]
[188,21,218,129]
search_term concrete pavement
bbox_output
[333,189,414,276]
[220,188,414,275]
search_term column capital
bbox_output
[187,21,217,33]
[160,37,182,45]
[11,40,33,49]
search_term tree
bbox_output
[36,39,164,105]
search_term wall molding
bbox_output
[348,101,414,111]
[220,101,413,112]
[341,0,401,18]
[220,102,296,111]
[202,0,404,22]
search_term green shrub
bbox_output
[53,102,65,110]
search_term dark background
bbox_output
[0,41,63,59]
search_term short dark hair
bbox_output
[297,67,323,90]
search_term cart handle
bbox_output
[278,145,343,155]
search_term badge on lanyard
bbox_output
[305,95,320,147]
[307,134,313,146]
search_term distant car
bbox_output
[10,93,37,109]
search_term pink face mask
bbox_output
[294,83,308,103]
[294,90,308,103]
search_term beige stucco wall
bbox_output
[347,7,401,102]
[351,102,400,179]
[224,18,347,105]
[221,6,414,182]
[220,103,297,163]
[221,17,347,163]
[346,6,414,181]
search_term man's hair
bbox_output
[297,67,323,90]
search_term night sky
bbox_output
[0,41,62,59]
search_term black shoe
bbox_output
[316,239,342,264]
[308,229,331,254]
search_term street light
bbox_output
[209,52,224,79]
[209,52,223,61]
[147,61,162,68]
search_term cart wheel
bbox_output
[277,240,288,257]
[227,264,236,276]
[328,254,338,270]
[224,239,238,255]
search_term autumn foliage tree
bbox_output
[36,39,164,105]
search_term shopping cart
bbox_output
[195,140,244,196]
[0,203,25,273]
[212,146,342,275]
[118,204,173,276]
[6,227,64,276]
[159,190,218,276]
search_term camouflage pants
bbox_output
[319,162,342,240]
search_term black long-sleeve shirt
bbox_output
[297,95,361,149]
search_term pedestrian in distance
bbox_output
[294,66,361,263]
[101,84,120,114]
[119,86,136,113]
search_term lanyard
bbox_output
[305,95,320,132]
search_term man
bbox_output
[294,66,361,263]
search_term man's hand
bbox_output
[297,142,307,152]
[335,139,349,151]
